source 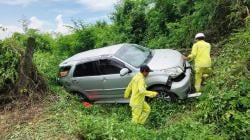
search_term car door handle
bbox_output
[103,77,107,82]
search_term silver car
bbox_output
[58,43,193,103]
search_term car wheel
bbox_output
[73,92,91,102]
[150,86,178,102]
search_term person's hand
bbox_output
[182,55,188,60]
[155,92,159,97]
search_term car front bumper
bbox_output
[169,66,192,99]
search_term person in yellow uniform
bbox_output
[184,33,212,92]
[124,65,158,124]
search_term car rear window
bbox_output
[58,66,71,77]
[73,61,99,77]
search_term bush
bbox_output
[196,18,250,139]
[0,38,22,92]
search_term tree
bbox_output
[19,16,29,33]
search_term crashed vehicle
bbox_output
[58,43,197,103]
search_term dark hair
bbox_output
[196,37,205,40]
[140,65,152,72]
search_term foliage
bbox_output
[112,0,149,44]
[10,29,55,52]
[196,18,250,139]
[111,0,249,48]
[4,87,224,139]
[73,28,95,53]
[55,34,76,56]
[33,51,68,84]
[91,23,125,48]
[0,38,23,92]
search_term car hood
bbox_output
[147,49,183,70]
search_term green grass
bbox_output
[195,20,250,139]
[4,87,223,140]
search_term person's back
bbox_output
[193,40,211,67]
[184,33,212,92]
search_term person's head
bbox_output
[195,33,205,40]
[140,65,152,77]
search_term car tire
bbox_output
[73,92,91,102]
[150,86,178,102]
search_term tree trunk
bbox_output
[15,37,47,97]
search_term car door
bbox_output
[97,58,134,99]
[71,60,104,101]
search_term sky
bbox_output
[0,0,120,39]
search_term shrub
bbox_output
[0,38,22,92]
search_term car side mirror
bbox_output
[120,68,130,76]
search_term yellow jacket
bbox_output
[188,40,211,67]
[124,73,157,107]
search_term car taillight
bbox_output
[58,66,71,78]
[59,71,69,78]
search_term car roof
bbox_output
[59,43,127,67]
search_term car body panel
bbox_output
[59,44,124,67]
[147,49,183,70]
[171,66,192,99]
[146,72,169,87]
[71,76,104,100]
[102,72,134,98]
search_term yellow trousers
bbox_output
[195,67,211,92]
[131,102,151,124]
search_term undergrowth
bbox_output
[196,17,250,139]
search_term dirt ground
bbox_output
[0,96,54,139]
[0,94,80,140]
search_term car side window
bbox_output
[73,61,99,77]
[98,59,125,75]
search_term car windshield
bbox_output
[115,44,152,68]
